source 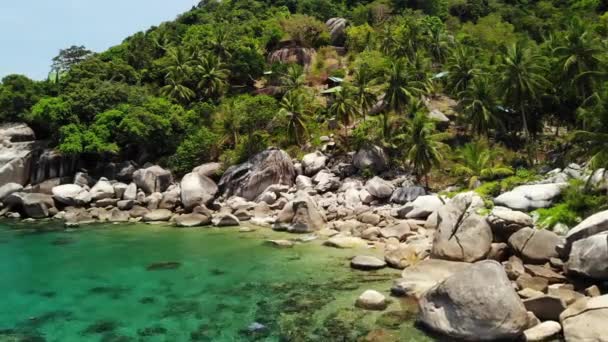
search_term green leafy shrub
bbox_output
[475,181,501,198]
[535,204,579,229]
[169,127,219,175]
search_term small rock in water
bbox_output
[247,322,267,332]
[355,290,388,311]
[51,237,76,246]
[295,234,317,242]
[146,261,181,271]
[266,239,294,248]
[350,255,386,270]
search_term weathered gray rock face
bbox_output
[353,145,388,174]
[350,255,386,270]
[275,192,326,233]
[301,151,327,176]
[494,183,566,211]
[193,162,223,178]
[365,176,394,199]
[431,193,492,262]
[0,183,23,201]
[566,233,608,280]
[390,186,426,204]
[143,209,173,222]
[180,172,217,211]
[90,178,115,201]
[159,184,181,210]
[326,17,348,46]
[0,141,34,185]
[123,183,137,201]
[133,165,173,194]
[392,259,470,297]
[212,213,240,227]
[523,321,562,342]
[384,237,432,269]
[565,209,608,253]
[313,170,340,193]
[219,148,295,201]
[175,213,210,227]
[418,261,528,341]
[560,295,608,341]
[0,122,35,142]
[396,195,444,219]
[508,227,561,264]
[27,193,57,218]
[487,206,532,240]
[52,184,91,206]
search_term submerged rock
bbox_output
[146,262,181,271]
[143,209,173,222]
[355,290,387,311]
[350,255,386,270]
[212,213,240,227]
[392,259,470,298]
[174,213,210,227]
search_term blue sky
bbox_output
[0,0,198,80]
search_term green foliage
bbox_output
[281,14,329,47]
[170,126,219,174]
[533,179,607,229]
[453,140,514,188]
[474,181,501,198]
[0,75,42,122]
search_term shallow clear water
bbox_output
[0,221,430,342]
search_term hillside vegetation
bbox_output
[1,0,607,187]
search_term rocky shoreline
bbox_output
[2,134,608,340]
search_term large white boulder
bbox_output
[418,260,529,340]
[133,165,173,194]
[301,151,327,176]
[52,184,91,206]
[181,172,218,210]
[494,183,566,211]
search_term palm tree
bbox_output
[328,88,357,137]
[161,70,195,104]
[454,140,514,188]
[351,67,379,121]
[195,53,229,101]
[383,58,425,138]
[497,42,549,139]
[446,45,479,95]
[164,47,194,78]
[552,18,606,101]
[278,91,309,146]
[208,27,232,61]
[396,111,449,187]
[427,25,450,64]
[458,76,502,136]
[280,64,306,94]
[570,91,608,170]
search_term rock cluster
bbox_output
[2,138,607,341]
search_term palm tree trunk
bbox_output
[520,102,529,141]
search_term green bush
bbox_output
[169,126,219,175]
[475,181,501,198]
[534,204,579,229]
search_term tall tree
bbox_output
[328,88,357,137]
[278,91,309,146]
[552,18,606,102]
[446,45,479,95]
[458,76,501,136]
[497,42,549,139]
[383,58,425,137]
[397,111,449,187]
[195,53,229,101]
[351,66,379,121]
[51,45,93,76]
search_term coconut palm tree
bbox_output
[446,45,479,95]
[351,66,379,121]
[552,18,606,101]
[427,24,450,64]
[164,47,194,78]
[396,111,449,187]
[161,70,196,104]
[497,42,550,139]
[208,27,232,61]
[454,140,514,188]
[280,64,306,94]
[458,76,502,136]
[328,88,357,137]
[570,91,608,170]
[278,91,309,146]
[383,58,426,138]
[195,53,229,101]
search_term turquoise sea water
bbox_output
[0,221,430,341]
